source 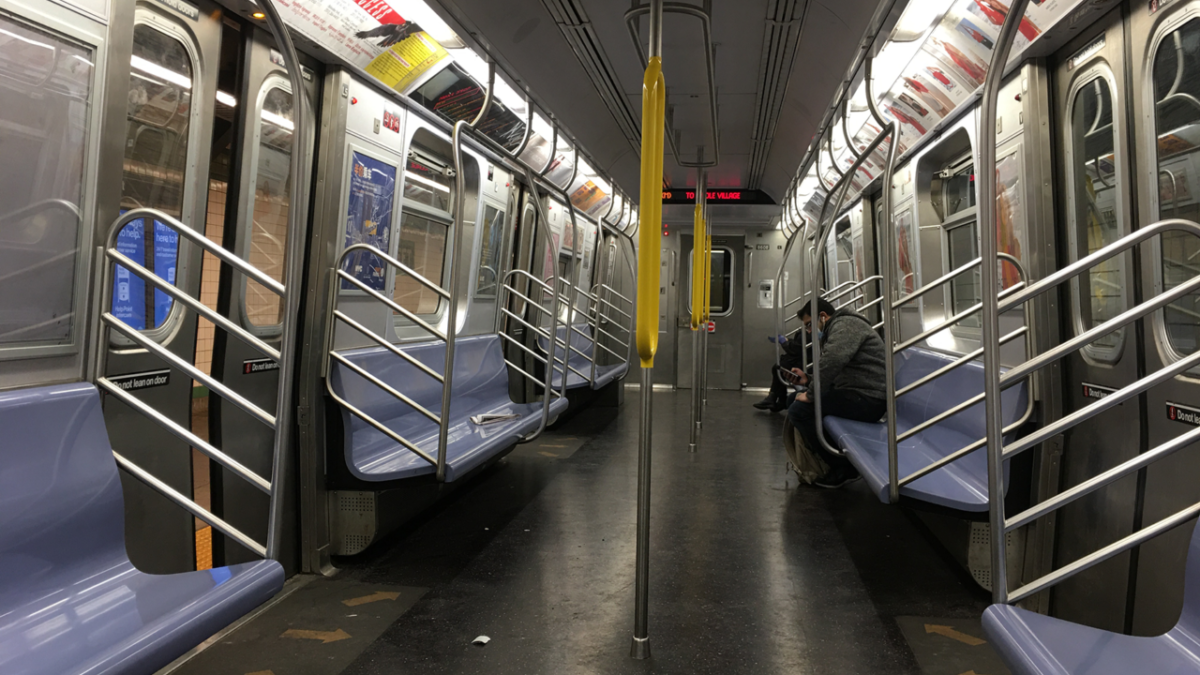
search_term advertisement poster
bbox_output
[570,180,607,213]
[365,30,448,93]
[341,152,397,291]
[112,220,146,330]
[996,151,1025,289]
[111,216,178,330]
[409,63,528,151]
[895,207,918,296]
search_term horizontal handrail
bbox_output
[330,352,442,425]
[339,242,450,300]
[332,311,444,383]
[325,387,437,466]
[98,378,271,493]
[108,248,280,361]
[0,197,80,227]
[103,313,276,428]
[108,208,284,296]
[336,270,446,342]
[113,451,267,557]
[1008,499,1200,604]
[894,282,1026,353]
[894,327,1027,398]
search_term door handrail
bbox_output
[93,206,289,559]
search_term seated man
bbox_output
[753,318,810,412]
[785,297,887,489]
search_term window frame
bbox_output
[686,245,735,317]
[1065,66,1127,365]
[238,75,293,336]
[942,206,981,337]
[108,9,203,347]
[0,6,101,364]
[389,143,456,330]
[1147,11,1200,372]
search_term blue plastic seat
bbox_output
[0,382,283,675]
[823,347,1028,511]
[329,334,568,482]
[539,324,628,390]
[983,520,1200,674]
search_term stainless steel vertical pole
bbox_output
[700,184,709,409]
[980,0,1030,604]
[863,55,902,505]
[631,0,663,659]
[257,0,308,560]
[690,168,705,451]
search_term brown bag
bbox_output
[782,417,829,484]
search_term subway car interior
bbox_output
[11,0,1200,672]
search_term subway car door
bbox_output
[206,27,317,568]
[99,0,222,573]
[1130,0,1200,635]
[1048,8,1141,632]
[677,234,744,390]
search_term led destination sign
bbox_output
[661,189,774,205]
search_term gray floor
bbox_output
[184,388,1004,674]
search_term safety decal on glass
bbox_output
[108,369,171,392]
[341,152,397,291]
[1167,401,1200,426]
[243,357,280,375]
[1081,382,1116,400]
[111,216,178,331]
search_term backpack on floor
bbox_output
[782,416,829,485]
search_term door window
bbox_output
[474,204,504,298]
[1153,19,1200,357]
[112,23,194,332]
[947,219,981,328]
[392,149,452,318]
[1069,74,1125,361]
[243,85,292,328]
[687,247,733,316]
[0,16,92,349]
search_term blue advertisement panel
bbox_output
[341,151,397,291]
[111,215,180,331]
[153,220,179,326]
[112,219,147,330]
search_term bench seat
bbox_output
[540,324,628,390]
[823,347,1027,511]
[330,334,567,482]
[0,382,283,675]
[982,520,1200,674]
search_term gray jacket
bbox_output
[812,308,887,401]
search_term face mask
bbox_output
[817,330,825,341]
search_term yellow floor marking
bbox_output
[539,451,559,458]
[925,624,986,646]
[281,628,351,644]
[958,671,985,675]
[195,527,212,571]
[342,591,401,607]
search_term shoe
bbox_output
[814,470,861,489]
[753,396,777,410]
[769,399,787,413]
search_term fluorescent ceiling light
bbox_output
[262,109,294,131]
[131,54,191,89]
[216,90,237,107]
[407,171,450,193]
[892,0,954,41]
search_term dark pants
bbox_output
[787,389,886,473]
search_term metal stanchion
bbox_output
[631,0,664,659]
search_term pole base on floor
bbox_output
[630,636,651,660]
[688,442,696,452]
